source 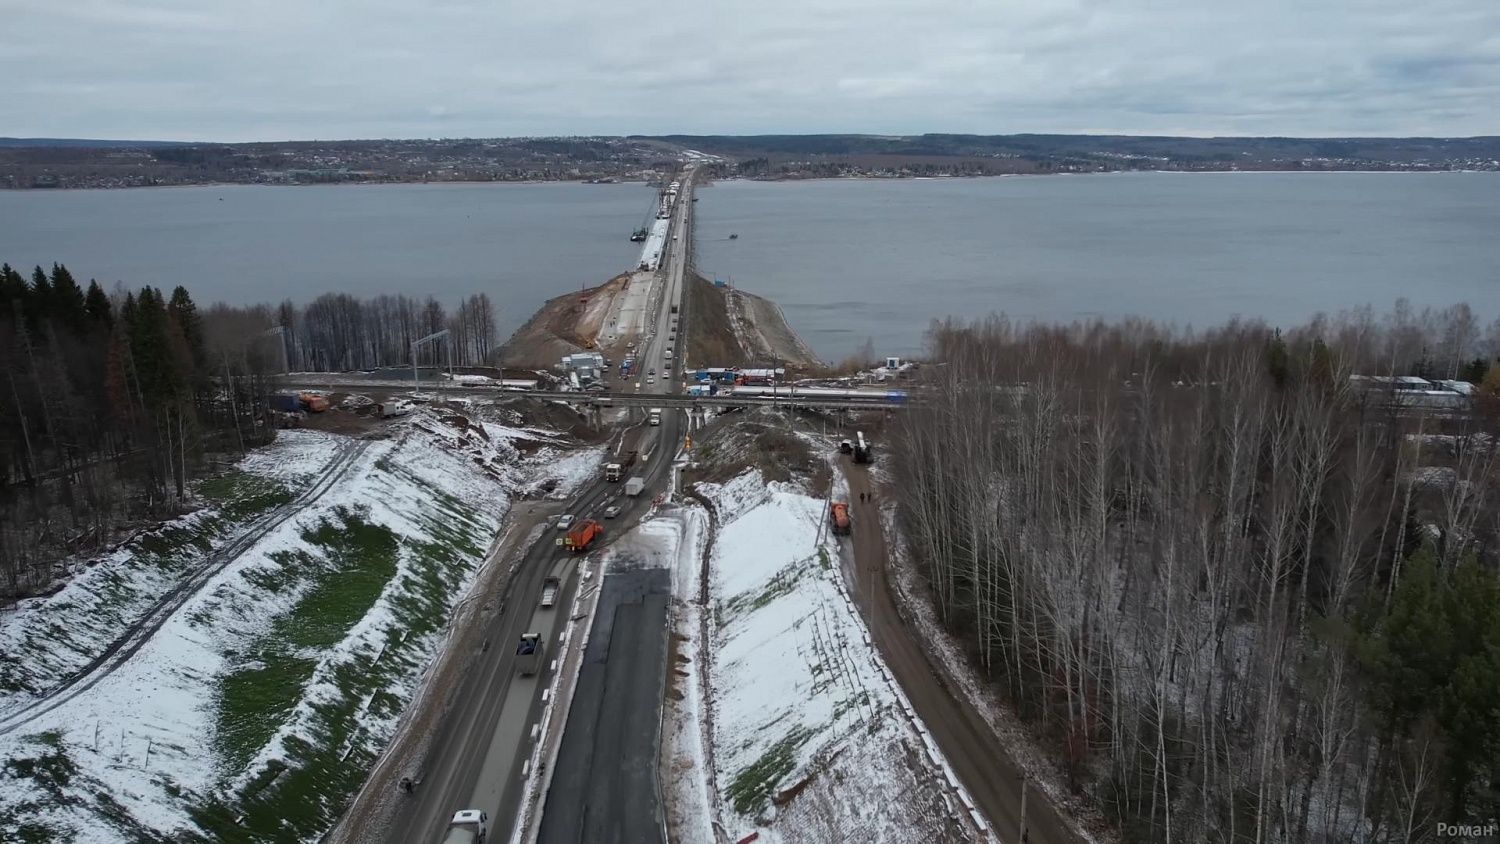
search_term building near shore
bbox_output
[561,352,605,382]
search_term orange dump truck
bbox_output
[298,392,330,412]
[830,502,851,536]
[563,519,603,553]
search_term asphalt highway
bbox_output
[529,172,694,844]
[371,171,693,844]
[537,568,672,844]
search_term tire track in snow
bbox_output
[0,439,373,737]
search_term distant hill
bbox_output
[0,137,194,148]
[634,133,1500,164]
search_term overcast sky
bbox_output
[4,0,1498,141]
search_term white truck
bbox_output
[649,408,662,426]
[441,810,488,844]
[604,462,623,482]
[625,477,646,497]
[540,576,560,607]
[516,634,544,676]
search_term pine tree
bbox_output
[84,281,113,329]
[167,286,208,380]
[50,263,87,333]
[26,266,52,327]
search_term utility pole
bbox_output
[412,329,450,397]
[1020,773,1029,843]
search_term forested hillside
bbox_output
[896,306,1500,843]
[0,264,270,601]
[1,268,508,602]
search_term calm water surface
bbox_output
[3,174,1497,362]
[696,173,1500,360]
[0,182,652,341]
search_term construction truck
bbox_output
[649,408,662,426]
[561,519,603,553]
[298,393,329,413]
[540,576,560,607]
[830,502,852,536]
[515,634,543,676]
[625,477,646,497]
[605,463,623,482]
[853,432,873,464]
[441,810,489,844]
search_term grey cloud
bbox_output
[1,0,1496,140]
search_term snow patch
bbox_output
[693,470,974,843]
[0,410,579,842]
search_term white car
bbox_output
[647,376,656,384]
[555,514,574,531]
[604,505,622,519]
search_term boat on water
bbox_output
[630,228,648,242]
[729,233,739,240]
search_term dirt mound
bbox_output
[501,273,631,369]
[685,273,822,372]
[685,273,749,367]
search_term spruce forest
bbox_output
[0,262,499,602]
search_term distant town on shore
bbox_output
[2,132,1498,189]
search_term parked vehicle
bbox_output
[515,634,543,676]
[555,514,575,531]
[853,432,873,464]
[270,394,302,413]
[540,576,560,607]
[299,393,329,412]
[830,502,852,536]
[562,519,603,552]
[604,505,622,519]
[625,477,646,497]
[838,439,853,455]
[604,463,623,482]
[441,810,489,844]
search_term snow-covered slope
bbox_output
[685,470,977,844]
[0,409,581,842]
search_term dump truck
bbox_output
[299,393,329,412]
[516,634,543,676]
[830,502,852,536]
[270,394,303,413]
[625,477,646,497]
[649,408,662,426]
[441,810,489,844]
[540,576,560,607]
[562,519,603,553]
[604,463,623,482]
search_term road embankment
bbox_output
[500,272,632,369]
[684,272,822,371]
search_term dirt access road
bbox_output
[842,464,1084,844]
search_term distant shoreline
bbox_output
[3,168,1491,193]
[0,178,657,193]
